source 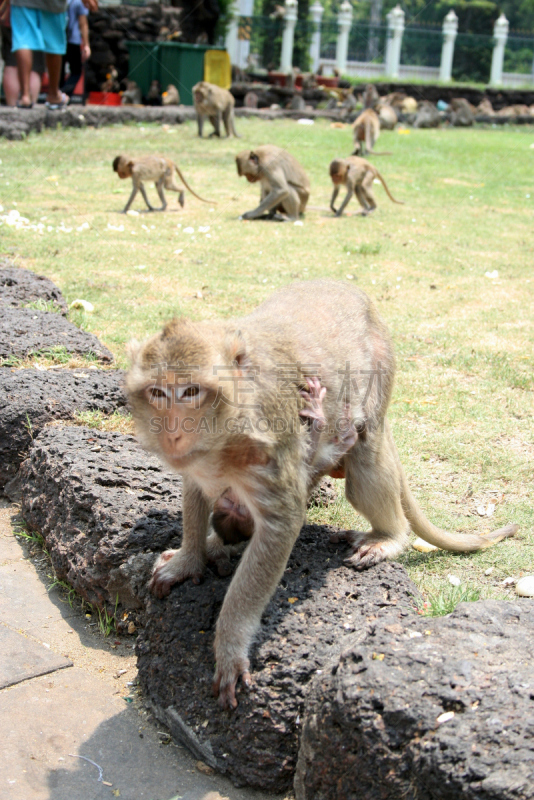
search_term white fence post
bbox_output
[490,13,509,86]
[309,1,324,73]
[280,0,298,72]
[439,9,458,82]
[385,4,404,78]
[336,1,353,75]
[225,1,240,66]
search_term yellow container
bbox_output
[204,49,232,90]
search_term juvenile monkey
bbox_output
[121,80,142,106]
[112,154,214,213]
[193,81,240,138]
[377,102,398,130]
[236,146,310,221]
[126,280,517,709]
[352,108,391,156]
[329,156,403,217]
[162,84,180,106]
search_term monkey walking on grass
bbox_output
[126,280,517,710]
[329,156,404,217]
[112,154,215,213]
[193,81,240,138]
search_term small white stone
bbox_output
[183,226,195,234]
[294,220,303,226]
[484,270,499,279]
[69,299,94,312]
[484,567,494,576]
[412,537,438,553]
[448,575,461,587]
[501,576,516,586]
[516,576,534,597]
[437,711,455,725]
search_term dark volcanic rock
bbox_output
[0,264,67,314]
[295,600,534,800]
[137,545,420,792]
[0,367,126,488]
[0,307,113,362]
[9,427,183,618]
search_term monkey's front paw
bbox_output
[149,549,204,598]
[212,655,252,710]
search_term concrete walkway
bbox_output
[0,500,286,800]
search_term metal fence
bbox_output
[505,34,534,75]
[237,13,534,85]
[453,31,494,83]
[401,25,443,68]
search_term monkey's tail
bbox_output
[173,164,217,205]
[396,458,518,552]
[374,169,404,204]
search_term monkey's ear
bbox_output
[224,330,251,374]
[126,338,142,364]
[112,155,121,172]
[127,161,134,171]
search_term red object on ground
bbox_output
[268,71,287,87]
[88,91,121,106]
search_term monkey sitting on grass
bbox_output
[112,155,215,213]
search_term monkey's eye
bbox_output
[174,384,205,405]
[145,386,170,405]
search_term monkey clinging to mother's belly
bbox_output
[126,280,517,709]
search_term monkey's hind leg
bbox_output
[341,433,409,569]
[209,112,221,137]
[361,172,377,212]
[154,176,168,211]
[281,187,302,221]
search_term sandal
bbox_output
[45,93,70,111]
[16,101,34,110]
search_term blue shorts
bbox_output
[11,6,66,55]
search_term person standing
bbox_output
[60,0,90,97]
[1,6,45,105]
[1,0,97,109]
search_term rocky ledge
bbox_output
[0,367,126,488]
[295,600,534,800]
[0,307,113,363]
[0,263,67,313]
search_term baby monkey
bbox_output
[112,154,214,213]
[211,377,357,548]
[329,156,403,217]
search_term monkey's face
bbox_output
[112,155,132,179]
[236,152,260,182]
[329,161,346,185]
[126,324,231,471]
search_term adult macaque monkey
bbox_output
[112,154,215,213]
[330,156,403,217]
[193,81,240,138]
[236,146,310,221]
[352,109,391,156]
[126,280,517,710]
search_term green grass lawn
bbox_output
[1,117,533,610]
